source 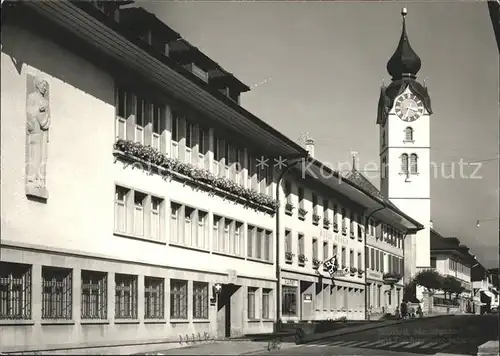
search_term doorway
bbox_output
[217,284,238,338]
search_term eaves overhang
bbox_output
[297,158,424,232]
[23,1,307,158]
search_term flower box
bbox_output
[312,258,321,269]
[383,273,402,285]
[357,270,364,276]
[350,267,357,276]
[298,208,308,220]
[323,217,331,229]
[333,222,339,232]
[342,226,347,236]
[312,214,321,225]
[298,254,308,265]
[285,252,294,263]
[113,140,278,213]
[285,203,295,215]
[350,230,355,239]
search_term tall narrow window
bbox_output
[410,154,418,174]
[193,282,208,319]
[382,131,386,147]
[262,289,271,319]
[114,186,128,233]
[144,277,164,319]
[170,203,181,244]
[405,127,413,141]
[247,287,257,319]
[42,267,72,320]
[81,270,107,320]
[285,181,292,204]
[247,225,254,258]
[285,230,292,254]
[401,154,409,174]
[151,197,161,240]
[170,280,188,319]
[312,194,318,215]
[298,187,304,209]
[133,191,146,236]
[115,274,137,319]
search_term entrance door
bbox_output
[216,284,238,338]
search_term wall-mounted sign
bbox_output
[303,294,312,302]
[282,278,298,287]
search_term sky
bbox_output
[141,1,499,268]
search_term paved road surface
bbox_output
[251,315,498,355]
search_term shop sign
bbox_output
[368,271,382,280]
[282,278,298,287]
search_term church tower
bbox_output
[376,8,433,282]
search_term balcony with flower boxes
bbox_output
[298,208,308,221]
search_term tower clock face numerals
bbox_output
[395,93,424,122]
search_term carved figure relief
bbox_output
[26,74,50,199]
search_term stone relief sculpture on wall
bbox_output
[25,74,50,199]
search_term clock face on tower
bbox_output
[395,93,424,122]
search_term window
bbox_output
[357,252,362,270]
[262,289,271,319]
[193,282,208,320]
[323,242,328,261]
[247,287,257,319]
[370,248,375,270]
[405,127,413,141]
[410,154,418,174]
[312,194,318,214]
[170,280,188,319]
[0,262,31,320]
[114,186,128,233]
[401,154,409,174]
[382,131,386,147]
[375,250,380,271]
[145,277,164,319]
[282,286,297,316]
[341,247,346,267]
[298,188,304,209]
[323,199,328,215]
[381,252,385,272]
[115,186,164,240]
[341,208,346,229]
[170,202,181,243]
[365,247,369,269]
[247,225,272,261]
[312,239,318,260]
[115,274,137,319]
[349,250,354,267]
[382,157,388,180]
[81,270,107,320]
[350,212,355,237]
[285,230,292,254]
[298,234,304,257]
[332,204,338,227]
[42,267,72,320]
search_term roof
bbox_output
[430,229,475,263]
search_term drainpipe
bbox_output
[363,206,386,321]
[274,155,307,333]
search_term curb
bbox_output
[300,315,451,344]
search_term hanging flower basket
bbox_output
[312,214,321,225]
[113,140,278,213]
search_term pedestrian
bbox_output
[401,300,408,319]
[417,304,423,318]
[395,306,400,319]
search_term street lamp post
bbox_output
[274,156,307,333]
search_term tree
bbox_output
[442,276,462,300]
[413,269,444,295]
[403,279,419,303]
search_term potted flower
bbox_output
[350,267,357,276]
[298,208,308,220]
[357,269,364,277]
[350,230,355,239]
[285,252,294,263]
[312,214,321,226]
[342,226,347,235]
[323,217,331,229]
[312,258,321,269]
[285,203,295,215]
[333,222,339,232]
[298,254,308,265]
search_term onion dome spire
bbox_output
[386,8,422,80]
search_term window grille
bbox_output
[42,267,72,320]
[193,282,208,319]
[0,262,31,320]
[115,274,137,319]
[144,277,164,319]
[170,280,188,319]
[81,270,107,319]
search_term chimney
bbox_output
[430,220,434,229]
[305,138,315,158]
